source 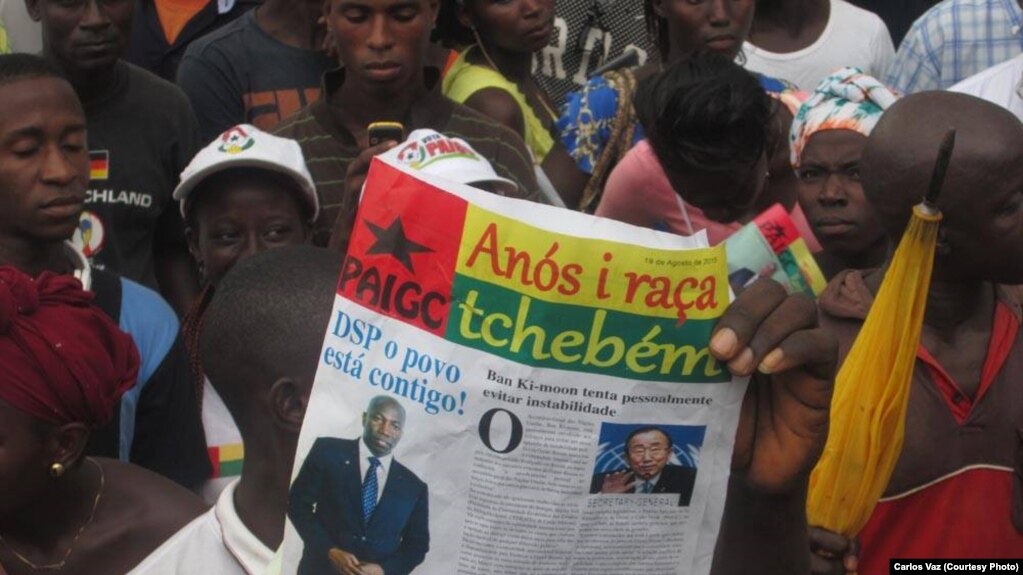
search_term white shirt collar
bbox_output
[358,437,394,476]
[639,473,661,490]
[214,480,275,575]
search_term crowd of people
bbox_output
[0,0,1020,573]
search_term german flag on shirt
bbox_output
[90,150,109,181]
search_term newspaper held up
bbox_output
[280,154,748,575]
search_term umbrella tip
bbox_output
[923,128,957,208]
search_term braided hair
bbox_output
[182,284,215,406]
[644,0,669,61]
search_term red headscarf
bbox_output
[0,267,139,427]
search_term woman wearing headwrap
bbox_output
[790,67,899,279]
[0,267,206,575]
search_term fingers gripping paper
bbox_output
[281,156,747,575]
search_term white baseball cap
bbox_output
[378,129,519,196]
[173,124,319,219]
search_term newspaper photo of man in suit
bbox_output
[590,425,698,506]
[289,395,429,575]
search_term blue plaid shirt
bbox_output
[886,0,1023,93]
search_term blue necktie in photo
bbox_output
[362,457,381,525]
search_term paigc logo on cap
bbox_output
[218,126,255,155]
[394,133,478,170]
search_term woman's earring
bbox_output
[936,227,952,256]
[49,462,65,478]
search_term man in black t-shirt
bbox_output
[27,0,201,316]
[177,0,333,142]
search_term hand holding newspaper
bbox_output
[279,152,835,575]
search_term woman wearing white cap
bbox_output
[172,124,320,502]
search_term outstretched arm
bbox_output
[708,280,837,575]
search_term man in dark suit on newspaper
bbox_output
[289,395,429,575]
[590,426,697,506]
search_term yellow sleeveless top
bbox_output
[442,48,555,164]
[0,18,10,54]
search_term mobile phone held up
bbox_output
[367,122,405,147]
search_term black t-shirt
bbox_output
[70,61,200,289]
[177,9,334,142]
[125,0,261,82]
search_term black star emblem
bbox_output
[761,221,787,244]
[364,217,433,273]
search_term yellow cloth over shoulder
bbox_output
[442,48,554,164]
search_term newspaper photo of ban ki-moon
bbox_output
[279,150,749,575]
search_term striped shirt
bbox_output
[275,68,542,247]
[886,0,1023,93]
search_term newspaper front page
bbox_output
[280,156,748,575]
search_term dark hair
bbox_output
[0,53,67,87]
[635,51,772,179]
[200,246,342,428]
[434,0,475,49]
[625,426,673,454]
[644,0,669,61]
[182,285,214,407]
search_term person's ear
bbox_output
[428,0,441,25]
[936,226,952,257]
[45,423,90,478]
[185,226,200,259]
[25,0,43,22]
[650,0,667,19]
[456,2,474,31]
[185,227,207,283]
[269,377,310,434]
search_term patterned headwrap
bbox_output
[760,74,809,116]
[0,267,139,428]
[789,67,899,168]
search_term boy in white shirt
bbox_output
[130,246,342,575]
